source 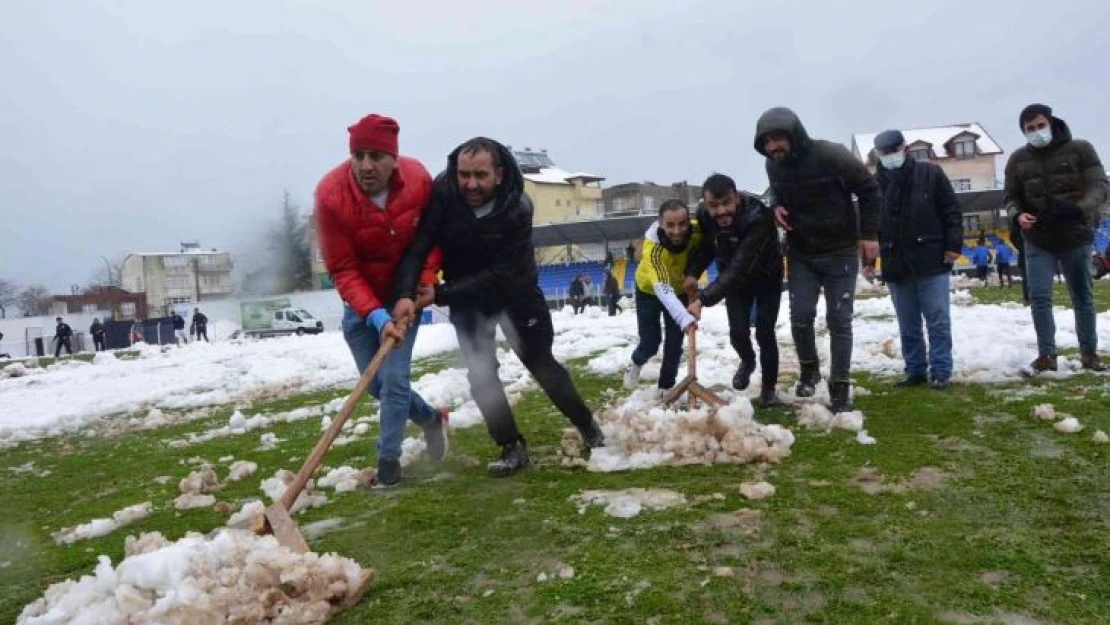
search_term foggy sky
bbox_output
[3,0,1108,291]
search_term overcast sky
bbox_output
[3,0,1108,291]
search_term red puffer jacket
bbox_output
[314,157,442,317]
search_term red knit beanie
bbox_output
[348,114,399,157]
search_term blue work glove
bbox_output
[366,308,392,333]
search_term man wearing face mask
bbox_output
[870,130,963,389]
[392,137,605,477]
[754,107,882,413]
[684,174,784,406]
[1004,103,1108,373]
[623,200,703,394]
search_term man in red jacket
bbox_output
[315,113,447,487]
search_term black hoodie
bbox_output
[754,107,881,256]
[395,137,539,313]
[1003,115,1108,253]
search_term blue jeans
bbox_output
[888,273,953,379]
[342,306,438,463]
[631,288,684,389]
[788,249,858,383]
[1023,239,1098,356]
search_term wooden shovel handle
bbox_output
[280,334,398,510]
[687,327,698,409]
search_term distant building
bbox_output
[514,147,605,224]
[120,242,234,316]
[851,123,1005,192]
[601,181,703,217]
[50,286,147,320]
[305,217,331,290]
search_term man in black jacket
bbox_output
[870,130,963,390]
[90,318,106,352]
[685,174,784,406]
[754,107,881,413]
[393,136,604,476]
[191,308,209,342]
[54,317,73,357]
[1005,103,1108,373]
[171,312,187,345]
[568,275,586,314]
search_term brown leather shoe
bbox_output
[1029,355,1058,372]
[1080,353,1107,372]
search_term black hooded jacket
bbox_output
[1003,115,1108,253]
[754,107,881,256]
[395,138,540,313]
[874,156,963,281]
[686,193,783,305]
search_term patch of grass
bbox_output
[2,358,1108,623]
[969,280,1110,312]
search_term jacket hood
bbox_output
[754,107,813,158]
[1045,116,1074,149]
[441,137,524,216]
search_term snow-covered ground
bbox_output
[3,287,1109,447]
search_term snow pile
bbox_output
[856,430,877,445]
[570,488,687,518]
[260,432,281,450]
[738,481,775,500]
[1053,417,1083,434]
[4,362,31,378]
[586,391,794,472]
[52,502,152,545]
[1093,430,1109,444]
[316,467,374,493]
[18,530,366,625]
[179,465,221,495]
[260,470,328,514]
[797,403,865,432]
[92,352,118,365]
[226,500,266,528]
[1028,402,1085,434]
[226,461,258,482]
[174,494,216,511]
[1031,404,1056,421]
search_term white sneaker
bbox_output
[623,363,642,390]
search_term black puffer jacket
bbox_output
[875,156,963,281]
[395,138,540,313]
[754,107,881,256]
[1003,115,1108,252]
[687,193,783,305]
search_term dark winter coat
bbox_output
[687,193,784,306]
[395,137,543,315]
[90,321,105,337]
[754,107,881,256]
[874,156,963,282]
[172,314,185,330]
[55,323,72,340]
[568,278,585,298]
[1004,115,1108,253]
[191,312,208,329]
[314,156,442,317]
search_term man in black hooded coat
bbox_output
[393,137,604,477]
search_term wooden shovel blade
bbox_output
[689,381,727,407]
[263,502,310,554]
[660,374,695,405]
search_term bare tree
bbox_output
[88,255,127,290]
[0,278,18,319]
[264,190,312,294]
[18,284,53,317]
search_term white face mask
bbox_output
[1026,127,1052,148]
[879,152,906,170]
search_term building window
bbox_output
[909,148,930,161]
[165,296,191,306]
[163,256,188,268]
[164,276,189,290]
[954,140,976,159]
[642,196,655,214]
[136,277,144,291]
[952,178,972,192]
[83,303,98,313]
[199,255,222,268]
[120,302,136,318]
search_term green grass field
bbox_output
[2,309,1108,623]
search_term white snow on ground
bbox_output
[52,502,153,545]
[18,530,366,625]
[569,488,688,518]
[3,288,1109,448]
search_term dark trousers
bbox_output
[997,263,1012,286]
[725,285,781,388]
[607,293,621,316]
[788,249,858,384]
[450,289,594,446]
[93,335,106,351]
[195,326,209,342]
[54,337,72,358]
[570,296,585,314]
[631,288,684,389]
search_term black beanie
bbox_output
[1019,103,1052,129]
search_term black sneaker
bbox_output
[758,388,782,407]
[577,419,606,449]
[795,362,821,398]
[732,361,756,391]
[929,377,951,390]
[829,382,853,414]
[423,407,450,462]
[374,459,401,488]
[488,438,530,477]
[894,374,928,388]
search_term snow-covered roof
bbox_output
[127,250,230,257]
[524,167,604,186]
[851,123,1003,161]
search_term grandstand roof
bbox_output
[532,215,655,246]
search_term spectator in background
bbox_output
[604,248,615,268]
[191,308,209,342]
[995,241,1015,287]
[0,331,10,358]
[568,274,586,314]
[626,241,637,264]
[1005,102,1108,373]
[971,238,992,284]
[603,268,622,316]
[90,318,106,351]
[54,317,73,357]
[171,311,187,345]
